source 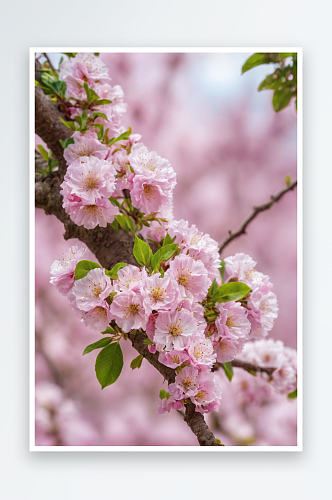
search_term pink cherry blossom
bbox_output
[214,336,246,364]
[128,143,176,188]
[169,366,200,398]
[182,300,207,334]
[60,53,110,83]
[168,219,221,281]
[154,309,197,351]
[131,174,173,214]
[215,301,251,341]
[140,273,181,314]
[81,301,113,331]
[239,339,297,395]
[158,349,190,369]
[190,372,222,414]
[166,254,211,302]
[63,197,119,229]
[111,149,134,191]
[50,245,86,296]
[186,334,216,369]
[92,84,127,130]
[156,396,183,414]
[146,220,167,243]
[224,253,272,289]
[63,156,116,203]
[247,286,279,339]
[113,265,147,293]
[72,268,112,312]
[146,313,158,341]
[63,131,108,164]
[110,290,146,333]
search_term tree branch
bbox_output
[219,180,297,254]
[35,80,219,446]
[213,359,276,377]
[129,330,220,446]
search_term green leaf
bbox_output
[151,243,178,271]
[107,127,132,146]
[130,354,144,370]
[74,260,101,280]
[288,388,297,399]
[35,80,54,94]
[95,343,123,389]
[109,196,122,208]
[37,144,49,161]
[74,115,82,126]
[59,137,75,149]
[49,80,66,97]
[81,109,88,128]
[115,214,135,233]
[83,337,112,355]
[48,158,58,173]
[242,53,273,74]
[105,263,127,280]
[90,123,104,139]
[83,83,99,103]
[89,89,100,103]
[258,79,278,92]
[83,82,90,101]
[285,174,291,186]
[133,235,153,267]
[101,326,117,335]
[163,233,174,246]
[143,338,154,345]
[93,99,112,106]
[208,278,218,296]
[272,87,294,112]
[59,116,77,131]
[92,112,108,121]
[213,282,251,303]
[219,260,226,284]
[222,362,233,381]
[63,52,77,58]
[159,389,170,400]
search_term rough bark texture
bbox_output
[184,401,219,446]
[35,86,137,270]
[129,330,219,445]
[34,77,219,447]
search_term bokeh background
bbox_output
[35,52,297,446]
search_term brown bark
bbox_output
[34,78,220,447]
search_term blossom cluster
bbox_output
[59,52,126,130]
[224,253,279,340]
[48,53,296,420]
[238,338,297,395]
[58,53,177,231]
[50,229,289,416]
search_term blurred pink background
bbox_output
[35,52,297,446]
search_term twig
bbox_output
[43,52,56,73]
[219,180,297,254]
[213,360,276,377]
[232,359,276,376]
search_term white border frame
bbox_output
[30,46,302,452]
